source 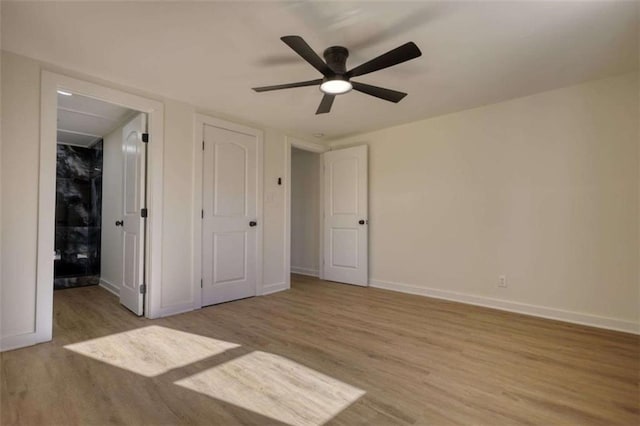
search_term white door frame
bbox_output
[284,137,327,289]
[192,114,264,309]
[37,71,164,345]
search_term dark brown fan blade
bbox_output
[351,82,407,103]
[281,36,332,76]
[316,94,335,114]
[347,42,421,78]
[252,79,323,92]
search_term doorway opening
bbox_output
[284,138,326,291]
[32,71,165,348]
[290,147,322,280]
[285,141,369,290]
[54,91,147,316]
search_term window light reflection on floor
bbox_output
[64,325,240,377]
[175,351,366,426]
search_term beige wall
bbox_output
[0,51,291,344]
[1,52,40,337]
[2,49,638,344]
[100,124,125,291]
[331,73,639,331]
[262,128,288,292]
[159,99,196,311]
[291,147,320,275]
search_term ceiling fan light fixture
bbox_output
[254,36,421,114]
[320,79,352,95]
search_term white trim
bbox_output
[290,266,319,277]
[192,114,264,308]
[289,137,327,153]
[57,128,102,138]
[285,137,327,288]
[99,279,120,297]
[262,282,288,296]
[0,333,44,352]
[284,141,291,290]
[27,71,165,352]
[317,150,325,280]
[369,279,640,335]
[35,71,58,347]
[56,141,100,149]
[158,303,196,318]
[191,116,204,310]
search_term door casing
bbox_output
[21,71,165,352]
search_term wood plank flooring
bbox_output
[1,274,638,425]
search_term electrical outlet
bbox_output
[498,275,507,288]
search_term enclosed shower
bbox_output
[54,142,103,289]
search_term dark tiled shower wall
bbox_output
[54,142,103,290]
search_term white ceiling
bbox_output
[2,1,638,140]
[57,92,134,147]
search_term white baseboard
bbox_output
[262,282,289,296]
[158,302,195,318]
[99,278,119,296]
[0,329,51,352]
[290,266,319,277]
[369,279,639,335]
[1,333,39,352]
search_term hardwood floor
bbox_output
[2,275,638,425]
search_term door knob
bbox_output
[115,220,124,227]
[358,220,367,225]
[249,221,257,227]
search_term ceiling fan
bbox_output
[252,36,422,114]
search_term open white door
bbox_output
[202,123,258,305]
[119,113,146,315]
[323,145,368,286]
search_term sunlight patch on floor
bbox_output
[175,351,365,426]
[64,325,239,377]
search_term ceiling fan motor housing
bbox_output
[323,46,349,75]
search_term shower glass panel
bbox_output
[54,142,103,289]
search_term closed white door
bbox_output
[323,145,368,286]
[120,113,146,315]
[202,124,258,305]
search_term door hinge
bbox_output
[141,208,148,218]
[141,133,149,143]
[201,209,204,219]
[200,279,203,288]
[202,140,205,150]
[139,284,147,294]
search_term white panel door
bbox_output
[202,124,258,305]
[323,145,368,286]
[120,113,146,315]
